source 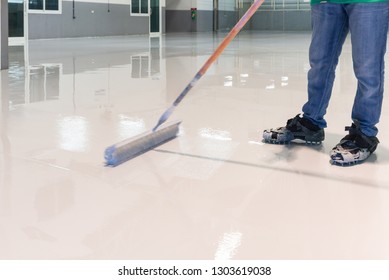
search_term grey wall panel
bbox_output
[251,12,273,30]
[197,10,213,32]
[252,11,311,31]
[29,2,149,39]
[166,10,195,32]
[1,0,9,69]
[165,10,311,33]
[166,10,226,33]
[217,11,238,31]
[283,11,311,30]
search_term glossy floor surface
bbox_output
[1,32,389,260]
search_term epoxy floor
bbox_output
[1,32,389,260]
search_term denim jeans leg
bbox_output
[347,3,389,137]
[302,3,349,128]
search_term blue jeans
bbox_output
[302,3,389,137]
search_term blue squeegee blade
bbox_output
[104,121,181,167]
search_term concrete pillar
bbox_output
[0,0,9,69]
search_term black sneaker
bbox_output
[330,121,379,166]
[263,114,325,144]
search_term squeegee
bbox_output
[104,0,265,166]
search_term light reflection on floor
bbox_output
[1,32,389,260]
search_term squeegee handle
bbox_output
[174,0,265,105]
[153,0,265,131]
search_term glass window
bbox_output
[259,0,310,11]
[29,0,61,12]
[8,0,25,37]
[45,0,59,11]
[29,0,43,10]
[141,0,148,13]
[132,0,140,13]
[131,0,149,15]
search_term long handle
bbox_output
[153,0,265,132]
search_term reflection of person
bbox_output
[263,2,389,166]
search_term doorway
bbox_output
[8,0,28,46]
[150,0,160,35]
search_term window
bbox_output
[131,0,149,15]
[29,0,61,13]
[45,0,59,10]
[259,0,310,11]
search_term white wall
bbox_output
[166,0,197,10]
[197,0,212,10]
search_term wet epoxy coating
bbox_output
[1,32,389,260]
